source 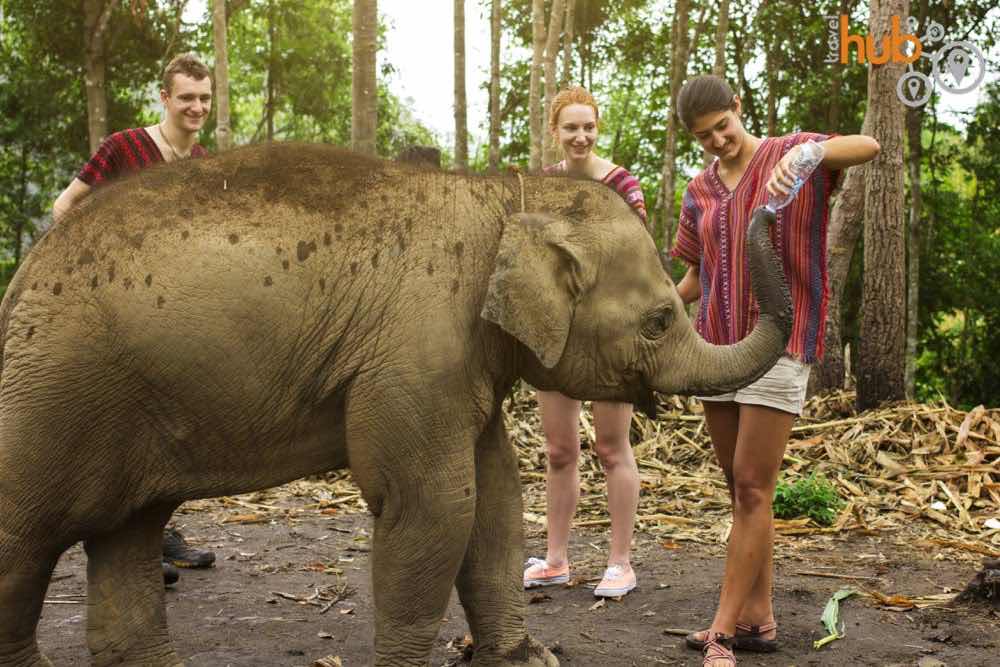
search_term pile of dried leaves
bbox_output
[505,386,1000,562]
[194,388,999,564]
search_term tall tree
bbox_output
[542,0,565,166]
[560,0,575,88]
[659,0,690,268]
[351,0,377,155]
[83,0,114,153]
[703,0,730,167]
[265,0,277,140]
[711,0,730,79]
[858,0,909,409]
[762,1,778,137]
[904,0,929,397]
[212,0,231,150]
[453,0,467,168]
[528,0,544,169]
[488,0,501,171]
[904,104,924,398]
[811,129,869,392]
[729,7,763,136]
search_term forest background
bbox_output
[1,0,998,410]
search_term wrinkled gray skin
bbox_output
[0,144,790,667]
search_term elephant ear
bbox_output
[481,213,596,368]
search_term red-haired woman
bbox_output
[523,86,648,598]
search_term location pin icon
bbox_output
[907,77,921,100]
[947,49,970,84]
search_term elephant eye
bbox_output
[640,306,673,340]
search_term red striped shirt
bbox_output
[545,161,648,225]
[670,132,840,363]
[77,127,207,187]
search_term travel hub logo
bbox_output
[824,14,987,108]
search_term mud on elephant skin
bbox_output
[0,143,790,667]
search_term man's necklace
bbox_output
[158,122,188,160]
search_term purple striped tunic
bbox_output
[670,132,840,363]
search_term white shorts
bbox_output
[698,355,811,416]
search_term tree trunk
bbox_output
[765,55,776,137]
[904,0,929,398]
[704,0,730,167]
[14,143,27,266]
[561,0,575,88]
[825,0,854,130]
[810,154,868,393]
[731,15,762,136]
[212,0,231,150]
[453,0,468,168]
[762,0,778,136]
[858,0,909,410]
[712,0,730,78]
[351,0,378,156]
[83,0,114,154]
[529,0,545,170]
[611,77,635,164]
[266,0,276,141]
[659,0,691,269]
[488,0,501,172]
[904,106,924,399]
[542,0,566,166]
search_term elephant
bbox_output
[0,143,791,667]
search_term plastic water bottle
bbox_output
[764,140,825,213]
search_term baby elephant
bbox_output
[0,144,790,666]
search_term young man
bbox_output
[53,52,213,221]
[52,53,218,585]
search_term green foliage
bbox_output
[187,0,437,155]
[773,473,844,526]
[908,82,1000,408]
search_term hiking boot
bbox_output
[523,557,570,588]
[162,561,179,587]
[163,528,216,568]
[593,563,636,597]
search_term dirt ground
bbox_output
[37,489,999,667]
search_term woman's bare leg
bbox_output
[591,401,638,567]
[537,390,583,567]
[705,403,793,664]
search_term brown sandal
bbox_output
[686,621,778,652]
[702,633,736,666]
[733,621,778,652]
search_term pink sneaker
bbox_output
[523,557,570,588]
[593,564,636,597]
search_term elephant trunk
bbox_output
[657,207,793,396]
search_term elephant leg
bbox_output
[346,388,479,667]
[0,538,59,667]
[84,504,182,667]
[456,416,558,667]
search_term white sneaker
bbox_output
[593,564,636,597]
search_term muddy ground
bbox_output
[38,490,999,667]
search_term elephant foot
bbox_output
[0,643,54,667]
[472,636,558,667]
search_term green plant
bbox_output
[772,473,844,526]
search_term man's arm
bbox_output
[52,178,92,224]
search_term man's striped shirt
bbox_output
[77,127,207,187]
